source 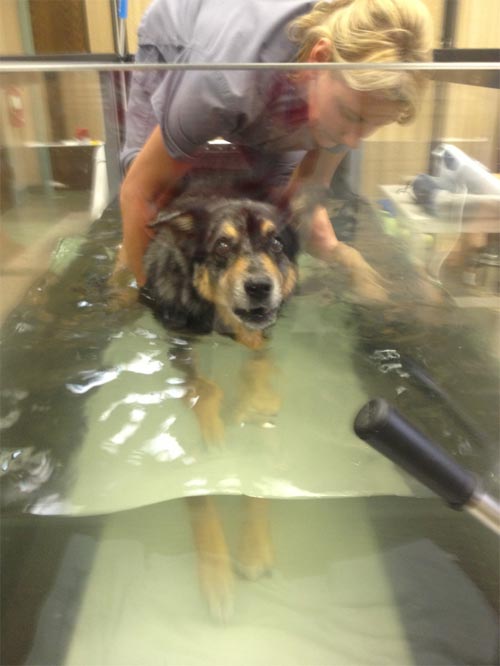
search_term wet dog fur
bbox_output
[141,175,299,620]
[142,178,299,346]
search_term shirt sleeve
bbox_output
[152,69,242,161]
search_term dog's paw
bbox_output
[235,550,274,581]
[198,554,235,622]
[235,537,274,581]
[234,390,281,426]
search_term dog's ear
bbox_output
[148,209,196,233]
[149,204,209,235]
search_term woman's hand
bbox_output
[308,205,388,303]
[328,240,389,303]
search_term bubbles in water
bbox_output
[0,409,21,430]
[0,447,54,505]
[457,437,474,457]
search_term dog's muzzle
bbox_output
[233,277,281,329]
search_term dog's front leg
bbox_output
[169,343,225,446]
[234,353,281,426]
[187,496,234,621]
[236,496,274,580]
[186,377,225,446]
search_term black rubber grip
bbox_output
[354,398,477,508]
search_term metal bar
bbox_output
[115,0,128,61]
[466,491,500,536]
[109,0,121,58]
[0,54,130,62]
[99,71,123,199]
[109,0,129,111]
[441,0,458,48]
[434,48,500,62]
[0,61,498,74]
[353,399,500,536]
[17,0,35,54]
[2,49,498,63]
[1,48,498,63]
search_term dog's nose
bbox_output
[244,278,272,301]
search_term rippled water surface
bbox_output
[1,203,498,664]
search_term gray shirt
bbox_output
[122,0,345,182]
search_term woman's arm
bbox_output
[119,125,192,285]
[286,148,347,261]
[288,148,388,302]
[292,147,347,188]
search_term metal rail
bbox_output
[0,61,498,74]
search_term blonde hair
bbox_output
[288,0,433,123]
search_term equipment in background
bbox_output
[412,143,500,217]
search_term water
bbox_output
[1,201,499,664]
[2,498,499,665]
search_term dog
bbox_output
[142,179,299,346]
[134,172,388,619]
[141,175,299,620]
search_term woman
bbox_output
[119,0,432,294]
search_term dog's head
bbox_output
[148,195,298,333]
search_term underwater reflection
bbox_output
[136,432,185,464]
[66,352,165,394]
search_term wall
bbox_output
[125,0,152,54]
[0,0,25,56]
[454,0,500,48]
[85,0,115,53]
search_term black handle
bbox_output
[354,398,477,509]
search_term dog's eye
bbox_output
[269,237,283,254]
[214,238,232,258]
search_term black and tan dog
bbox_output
[143,180,298,348]
[141,176,299,620]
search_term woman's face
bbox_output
[306,71,403,149]
[304,39,404,149]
